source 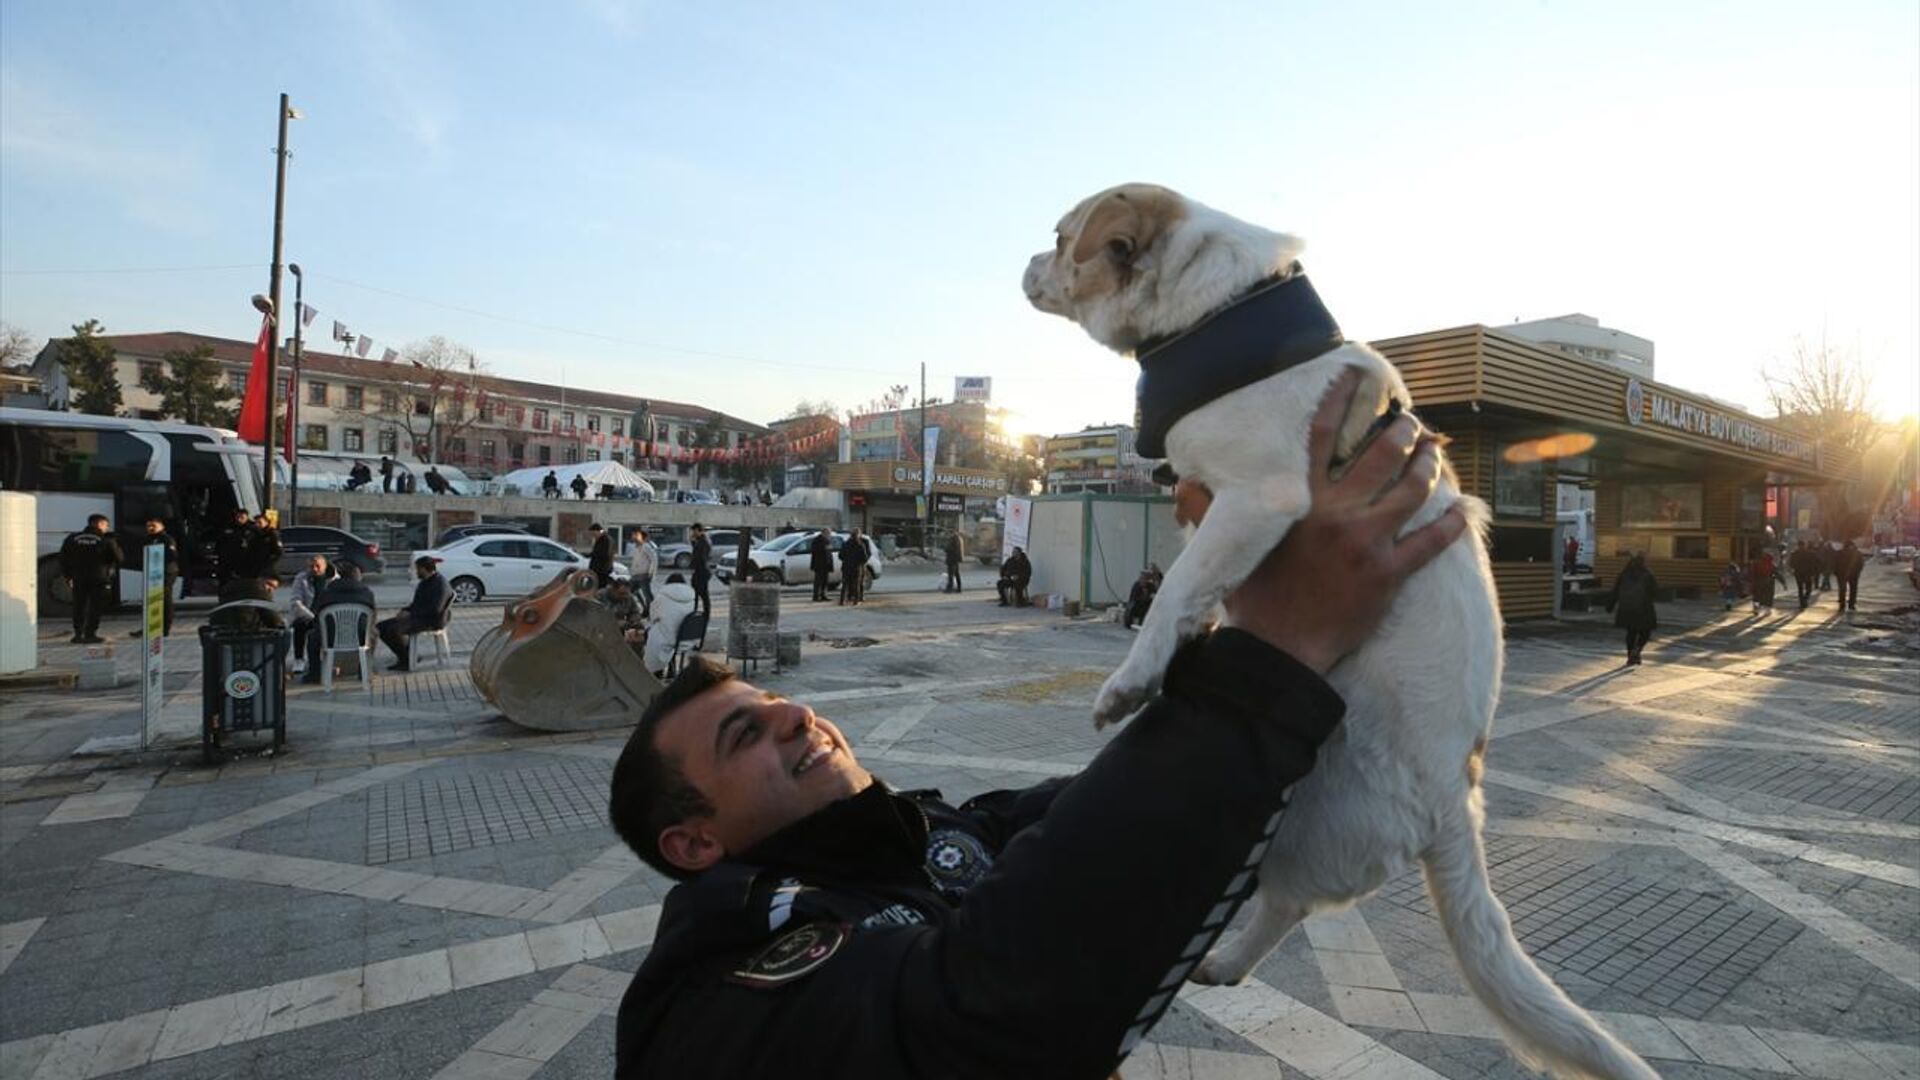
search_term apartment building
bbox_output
[29,331,768,494]
[1043,424,1158,495]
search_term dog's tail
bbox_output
[1422,794,1660,1080]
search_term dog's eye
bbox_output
[1054,234,1067,254]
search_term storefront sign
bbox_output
[935,493,964,513]
[1625,378,1816,463]
[954,376,992,403]
[891,464,1009,493]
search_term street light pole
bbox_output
[260,92,296,515]
[920,360,929,552]
[288,263,304,523]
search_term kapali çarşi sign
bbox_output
[892,464,1008,493]
[1625,379,1817,464]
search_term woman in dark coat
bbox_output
[1607,553,1658,665]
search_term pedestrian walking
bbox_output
[689,524,713,616]
[1818,541,1835,591]
[1789,541,1818,608]
[588,524,616,588]
[1836,540,1865,611]
[1562,534,1579,576]
[571,473,590,500]
[839,528,869,605]
[380,455,396,493]
[1718,560,1742,610]
[809,531,834,602]
[126,516,182,637]
[627,528,658,615]
[1748,548,1779,614]
[943,531,964,593]
[59,513,124,644]
[1606,553,1658,665]
[542,470,561,500]
[214,508,255,585]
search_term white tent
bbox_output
[494,460,655,499]
[772,486,845,511]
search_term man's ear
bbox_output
[659,819,726,875]
[1070,185,1185,266]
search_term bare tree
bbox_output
[783,398,839,421]
[1763,334,1876,537]
[0,321,35,368]
[340,337,495,464]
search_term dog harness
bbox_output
[1134,267,1346,459]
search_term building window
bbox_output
[138,360,163,386]
[343,428,364,452]
[227,372,248,395]
[537,444,552,464]
[612,418,624,436]
[378,429,398,454]
[564,445,580,464]
[587,415,601,433]
[588,449,600,461]
[479,439,496,461]
[609,450,624,464]
[380,389,399,413]
[345,385,364,410]
[1673,535,1711,559]
[479,402,494,423]
[302,425,329,450]
[509,442,525,462]
[532,408,549,431]
[307,381,328,406]
[562,411,576,430]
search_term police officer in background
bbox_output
[214,508,255,585]
[59,514,124,644]
[127,517,181,638]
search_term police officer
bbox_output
[214,509,255,585]
[127,517,181,637]
[608,377,1465,1078]
[59,513,124,644]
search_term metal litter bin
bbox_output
[199,608,291,763]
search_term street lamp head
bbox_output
[251,294,275,315]
[289,263,302,277]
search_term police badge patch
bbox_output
[730,922,848,988]
[925,829,992,893]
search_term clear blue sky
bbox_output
[3,0,1915,435]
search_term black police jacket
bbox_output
[614,629,1344,1079]
[58,530,125,584]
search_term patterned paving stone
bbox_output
[365,760,611,865]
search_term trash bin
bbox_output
[198,618,291,764]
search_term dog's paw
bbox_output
[1188,952,1251,987]
[1091,670,1153,730]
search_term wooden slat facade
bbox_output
[1367,324,1857,620]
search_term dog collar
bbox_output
[1134,268,1345,459]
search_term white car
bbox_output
[415,536,626,603]
[718,531,882,587]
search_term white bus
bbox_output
[0,407,263,613]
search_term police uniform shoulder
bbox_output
[726,921,849,989]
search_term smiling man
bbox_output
[609,373,1465,1079]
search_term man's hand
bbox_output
[1175,369,1467,675]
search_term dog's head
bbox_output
[1022,183,1305,354]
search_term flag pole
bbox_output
[261,92,294,515]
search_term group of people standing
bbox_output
[1722,540,1866,616]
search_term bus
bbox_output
[0,407,263,614]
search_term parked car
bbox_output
[657,528,760,570]
[434,522,531,549]
[718,531,882,587]
[414,535,627,603]
[276,526,383,578]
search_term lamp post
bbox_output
[260,92,299,514]
[288,263,304,522]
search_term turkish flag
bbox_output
[236,315,273,443]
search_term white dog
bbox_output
[1024,184,1658,1080]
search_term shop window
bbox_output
[1488,526,1553,563]
[1673,536,1710,559]
[1493,444,1545,518]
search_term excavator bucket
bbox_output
[470,570,662,732]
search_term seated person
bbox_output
[212,575,285,633]
[643,573,698,675]
[288,554,337,670]
[377,556,453,672]
[1123,566,1159,630]
[997,547,1032,607]
[301,563,378,684]
[599,577,649,656]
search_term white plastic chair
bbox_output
[316,603,375,693]
[408,627,452,669]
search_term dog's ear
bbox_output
[1071,187,1183,267]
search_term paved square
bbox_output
[2,564,1916,1078]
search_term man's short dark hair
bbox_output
[590,523,603,532]
[414,555,437,571]
[610,657,738,880]
[691,522,704,531]
[87,513,110,527]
